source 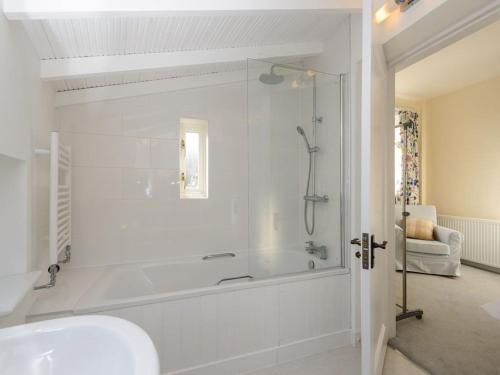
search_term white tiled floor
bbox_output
[243,346,429,375]
[245,346,360,375]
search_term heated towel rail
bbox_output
[35,132,72,290]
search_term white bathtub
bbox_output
[29,251,351,375]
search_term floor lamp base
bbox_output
[396,305,424,321]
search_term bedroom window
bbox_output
[179,118,208,199]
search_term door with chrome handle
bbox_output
[351,235,387,269]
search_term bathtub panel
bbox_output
[215,285,280,360]
[33,266,350,374]
[278,274,350,345]
[162,298,205,371]
[141,303,164,366]
[199,295,218,365]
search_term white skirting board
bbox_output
[165,330,352,375]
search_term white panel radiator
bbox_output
[438,215,500,269]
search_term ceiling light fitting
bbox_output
[375,0,421,24]
[395,0,420,12]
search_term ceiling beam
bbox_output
[3,0,361,20]
[41,42,323,81]
[55,70,247,107]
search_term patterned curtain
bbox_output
[395,109,420,205]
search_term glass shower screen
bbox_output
[247,59,346,279]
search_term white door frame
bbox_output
[384,2,500,71]
[374,0,499,361]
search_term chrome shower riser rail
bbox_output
[202,253,236,260]
[216,275,253,285]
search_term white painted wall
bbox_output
[0,0,55,279]
[0,156,28,276]
[57,82,248,267]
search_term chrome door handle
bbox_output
[371,236,387,249]
[370,235,387,269]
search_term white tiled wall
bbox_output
[57,82,248,267]
[101,273,350,374]
[248,81,302,255]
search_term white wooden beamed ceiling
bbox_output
[4,1,354,102]
[24,15,344,60]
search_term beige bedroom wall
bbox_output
[423,75,500,220]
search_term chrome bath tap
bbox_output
[305,241,327,260]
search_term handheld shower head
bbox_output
[296,126,311,151]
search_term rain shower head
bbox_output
[259,65,285,85]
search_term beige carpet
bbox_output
[389,265,500,375]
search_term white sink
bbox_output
[0,315,159,375]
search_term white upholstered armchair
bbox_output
[395,205,463,277]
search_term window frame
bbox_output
[179,118,209,199]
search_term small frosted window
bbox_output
[180,119,208,199]
[184,132,200,190]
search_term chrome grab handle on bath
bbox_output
[303,195,329,203]
[202,253,236,260]
[216,275,253,285]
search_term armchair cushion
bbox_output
[406,238,450,256]
[406,218,434,240]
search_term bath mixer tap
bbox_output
[305,241,327,260]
